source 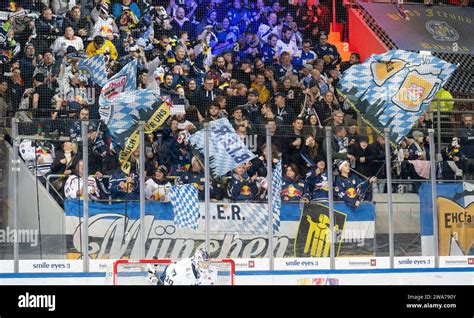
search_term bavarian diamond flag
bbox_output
[272,161,282,232]
[99,59,137,105]
[188,118,256,176]
[99,89,170,173]
[337,50,456,147]
[77,54,108,87]
[169,184,200,230]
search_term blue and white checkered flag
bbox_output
[188,118,256,176]
[169,184,200,230]
[77,54,108,87]
[99,59,137,106]
[337,49,456,147]
[271,161,282,232]
[102,89,161,142]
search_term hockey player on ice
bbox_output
[147,248,217,285]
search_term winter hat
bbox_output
[412,130,424,139]
[337,159,349,172]
[33,73,45,83]
[156,165,168,175]
[100,2,109,15]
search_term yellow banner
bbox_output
[438,197,474,256]
[119,103,170,173]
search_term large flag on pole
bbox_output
[99,89,171,173]
[188,118,256,176]
[337,49,456,147]
[77,54,108,87]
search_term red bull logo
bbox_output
[345,187,357,199]
[281,186,302,198]
[241,185,251,196]
[102,76,127,100]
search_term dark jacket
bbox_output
[349,143,371,177]
[459,126,474,159]
[62,12,90,38]
[334,173,370,209]
[192,88,223,116]
[228,173,258,201]
[50,150,81,175]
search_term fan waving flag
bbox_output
[169,185,200,230]
[337,50,456,147]
[272,161,282,232]
[99,89,171,173]
[188,118,256,176]
[77,54,108,87]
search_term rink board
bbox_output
[0,258,473,285]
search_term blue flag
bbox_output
[337,50,456,146]
[169,185,200,230]
[77,55,108,87]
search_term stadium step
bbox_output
[328,23,352,63]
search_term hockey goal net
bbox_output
[111,259,235,285]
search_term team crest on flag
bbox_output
[294,203,346,257]
[337,49,456,146]
[371,59,406,86]
[99,59,137,104]
[77,54,108,87]
[169,185,200,230]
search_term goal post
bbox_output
[110,259,235,285]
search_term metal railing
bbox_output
[4,98,474,272]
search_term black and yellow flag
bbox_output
[294,203,347,258]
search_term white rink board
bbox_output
[0,258,472,285]
[235,269,474,285]
[0,270,473,286]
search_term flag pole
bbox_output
[139,121,146,259]
[81,120,90,272]
[429,129,439,268]
[325,126,336,270]
[266,124,274,271]
[203,123,211,252]
[384,128,395,269]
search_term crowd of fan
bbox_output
[0,0,469,208]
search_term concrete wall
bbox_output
[5,141,66,235]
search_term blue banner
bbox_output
[64,200,375,259]
[64,200,374,222]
